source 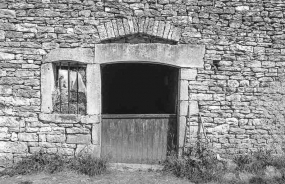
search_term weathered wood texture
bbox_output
[101,115,177,164]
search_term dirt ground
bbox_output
[0,170,194,184]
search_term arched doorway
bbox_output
[101,63,178,164]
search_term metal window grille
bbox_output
[53,62,87,115]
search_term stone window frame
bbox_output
[40,43,205,155]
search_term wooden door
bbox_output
[101,114,177,164]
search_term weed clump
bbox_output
[0,151,108,177]
[162,143,224,183]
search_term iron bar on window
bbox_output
[77,65,79,114]
[68,62,70,114]
[59,63,62,113]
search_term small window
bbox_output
[52,62,87,115]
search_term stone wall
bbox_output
[1,0,285,167]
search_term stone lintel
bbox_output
[39,113,100,124]
[94,43,205,68]
[43,48,94,64]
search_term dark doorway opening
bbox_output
[101,63,179,114]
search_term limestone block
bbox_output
[46,134,66,143]
[96,24,108,40]
[229,127,245,134]
[138,18,145,33]
[42,42,59,50]
[40,63,54,113]
[147,18,155,35]
[0,141,28,153]
[0,52,14,60]
[57,148,74,156]
[112,20,119,37]
[43,48,93,64]
[15,24,37,33]
[189,101,199,115]
[0,30,4,40]
[75,144,100,157]
[128,18,135,34]
[0,96,30,106]
[92,123,100,145]
[157,21,165,37]
[208,124,229,134]
[0,71,6,77]
[163,22,171,39]
[143,17,149,33]
[66,134,91,144]
[171,27,182,42]
[226,118,238,126]
[94,44,205,68]
[0,86,12,95]
[122,19,130,35]
[86,64,101,115]
[66,127,90,134]
[0,9,16,18]
[18,133,38,142]
[117,19,125,36]
[178,116,186,148]
[15,70,34,77]
[180,80,189,101]
[179,101,188,116]
[0,132,10,140]
[235,6,249,11]
[39,114,99,124]
[132,17,139,33]
[190,94,213,101]
[180,68,197,80]
[152,20,159,36]
[105,22,115,38]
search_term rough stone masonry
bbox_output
[1,0,285,168]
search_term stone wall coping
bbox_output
[39,113,100,124]
[43,48,94,64]
[94,43,205,68]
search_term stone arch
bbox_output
[96,17,182,42]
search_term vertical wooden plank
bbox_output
[146,119,153,164]
[142,119,148,164]
[153,119,160,164]
[156,118,164,163]
[129,119,135,163]
[161,118,168,161]
[136,119,143,163]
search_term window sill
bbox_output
[39,113,99,124]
